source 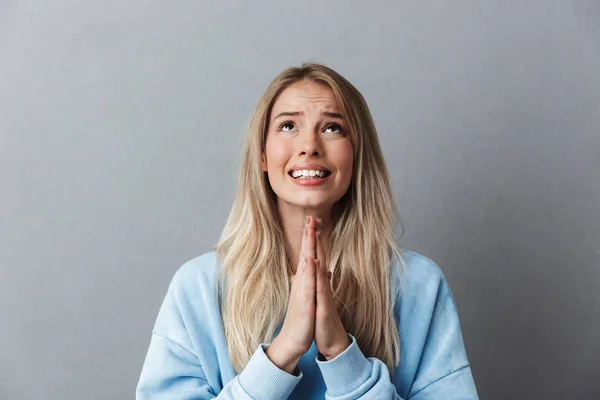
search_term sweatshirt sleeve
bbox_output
[136,334,301,399]
[135,261,302,399]
[315,265,478,399]
[316,334,404,400]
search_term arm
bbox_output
[314,269,478,399]
[135,264,302,399]
[136,333,301,399]
[316,335,476,400]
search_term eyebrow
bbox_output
[272,111,345,121]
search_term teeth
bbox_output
[291,169,327,179]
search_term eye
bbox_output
[324,123,344,134]
[278,121,296,132]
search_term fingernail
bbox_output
[304,216,310,225]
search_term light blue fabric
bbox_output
[136,250,479,399]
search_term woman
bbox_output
[136,63,479,399]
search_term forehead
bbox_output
[271,79,340,115]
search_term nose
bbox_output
[298,129,322,157]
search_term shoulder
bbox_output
[153,250,221,331]
[150,250,225,359]
[392,249,456,313]
[397,249,445,279]
[171,250,219,282]
[393,249,447,291]
[167,250,220,297]
[390,250,473,396]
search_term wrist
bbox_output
[321,334,351,360]
[265,336,302,375]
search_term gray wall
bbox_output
[1,1,598,398]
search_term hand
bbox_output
[313,226,351,360]
[266,216,317,374]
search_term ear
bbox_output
[260,152,268,172]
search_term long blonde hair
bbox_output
[215,63,405,374]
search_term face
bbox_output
[261,79,354,214]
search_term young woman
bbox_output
[136,63,479,399]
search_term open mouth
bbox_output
[288,169,332,179]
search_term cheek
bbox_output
[335,140,354,177]
[265,138,293,171]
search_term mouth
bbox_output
[287,169,332,180]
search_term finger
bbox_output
[315,217,322,234]
[315,258,330,297]
[296,221,308,277]
[306,218,316,260]
[316,230,326,270]
[302,256,317,303]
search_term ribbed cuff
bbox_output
[315,334,372,397]
[238,344,302,400]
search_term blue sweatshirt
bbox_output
[136,250,478,399]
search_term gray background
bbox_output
[1,0,598,399]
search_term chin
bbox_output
[282,196,334,211]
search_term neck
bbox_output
[277,201,332,272]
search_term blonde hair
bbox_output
[215,63,405,374]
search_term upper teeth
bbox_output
[291,169,326,178]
